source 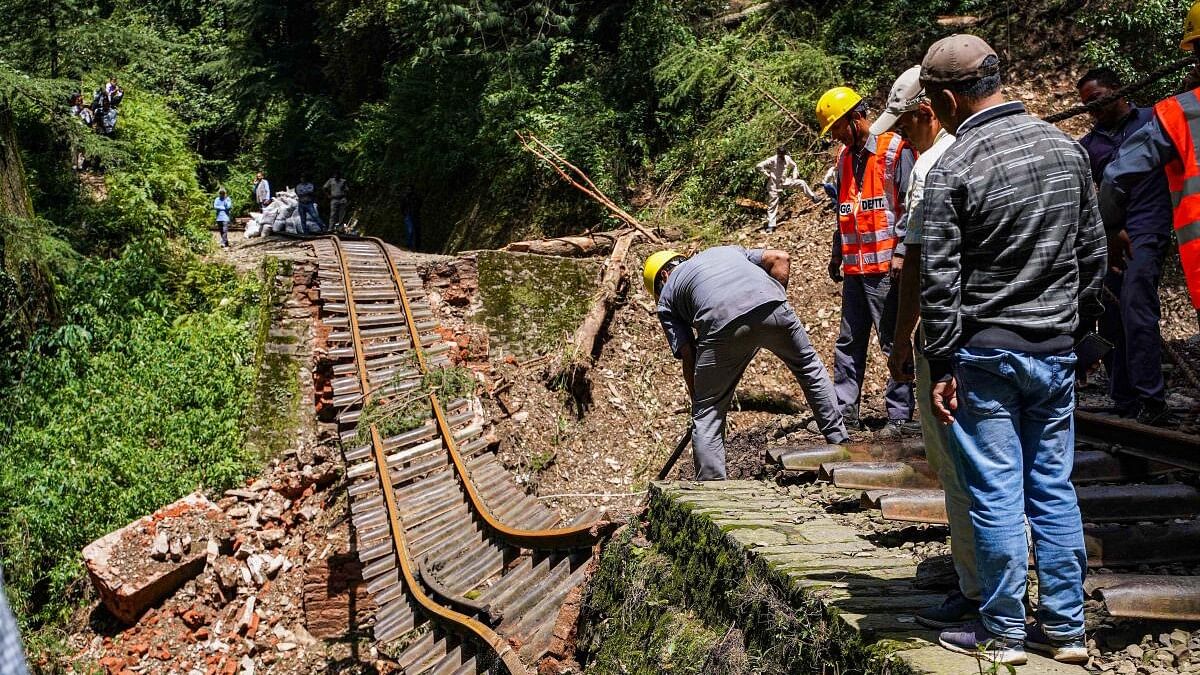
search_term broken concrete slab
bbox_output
[83,492,232,624]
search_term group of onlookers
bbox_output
[664,13,1200,666]
[213,171,352,247]
[68,77,124,170]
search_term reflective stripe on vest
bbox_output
[836,132,909,275]
[1154,88,1200,309]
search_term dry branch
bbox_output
[516,131,662,244]
[503,231,626,257]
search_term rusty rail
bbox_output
[1076,410,1200,472]
[1086,574,1200,621]
[370,237,607,549]
[329,236,527,673]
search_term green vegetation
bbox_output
[476,250,600,359]
[0,242,266,629]
[352,364,478,446]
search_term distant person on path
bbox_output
[107,77,124,108]
[874,64,980,631]
[919,35,1104,666]
[645,246,848,480]
[400,185,420,248]
[754,147,801,233]
[253,171,272,209]
[99,98,117,137]
[295,176,325,233]
[0,566,29,675]
[214,188,233,248]
[324,170,349,230]
[1077,67,1174,426]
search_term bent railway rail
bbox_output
[311,236,607,674]
[767,411,1200,623]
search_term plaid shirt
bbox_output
[0,568,28,675]
[920,101,1107,380]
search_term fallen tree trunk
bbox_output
[553,231,638,413]
[503,231,625,257]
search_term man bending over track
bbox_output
[644,246,849,479]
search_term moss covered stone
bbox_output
[475,249,600,360]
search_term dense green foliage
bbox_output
[0,0,1190,645]
[0,243,263,627]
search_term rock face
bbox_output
[83,492,229,624]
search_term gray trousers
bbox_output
[693,302,848,480]
[330,198,348,227]
[916,347,980,601]
[833,273,914,420]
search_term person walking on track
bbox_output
[645,246,848,480]
[1100,0,1200,338]
[919,34,1104,666]
[815,85,917,437]
[213,188,233,248]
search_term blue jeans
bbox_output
[948,347,1085,640]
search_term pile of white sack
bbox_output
[244,190,323,238]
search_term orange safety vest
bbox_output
[836,132,910,275]
[1154,88,1200,311]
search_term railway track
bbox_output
[768,412,1200,623]
[311,236,607,674]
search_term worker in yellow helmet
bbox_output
[815,86,918,438]
[644,246,847,480]
[1100,0,1200,355]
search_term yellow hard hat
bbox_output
[1183,1,1200,50]
[816,86,864,136]
[643,250,686,299]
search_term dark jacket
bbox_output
[1079,106,1171,237]
[920,102,1108,380]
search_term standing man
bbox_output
[645,246,848,480]
[755,147,800,233]
[1101,0,1200,338]
[324,170,349,231]
[815,86,916,436]
[919,35,1105,666]
[875,65,980,630]
[1077,68,1174,425]
[295,176,325,233]
[400,185,421,249]
[213,188,233,249]
[253,171,272,210]
[0,566,29,675]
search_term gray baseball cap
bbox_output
[870,65,925,135]
[920,34,999,84]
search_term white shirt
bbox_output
[755,153,799,190]
[903,129,956,245]
[255,179,271,204]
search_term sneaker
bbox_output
[939,621,1027,666]
[875,419,922,440]
[1136,400,1176,427]
[1025,622,1088,664]
[915,590,980,629]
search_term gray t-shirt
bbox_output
[656,246,786,358]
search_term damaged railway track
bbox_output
[311,236,610,674]
[767,412,1200,625]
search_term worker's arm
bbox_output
[785,155,799,180]
[657,306,697,399]
[757,249,791,289]
[888,243,921,383]
[755,157,775,178]
[920,163,964,424]
[679,342,696,400]
[891,146,916,262]
[1099,118,1176,232]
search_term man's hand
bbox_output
[1107,229,1132,273]
[888,338,915,383]
[889,255,904,282]
[828,257,843,282]
[930,377,958,426]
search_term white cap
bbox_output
[869,65,925,136]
